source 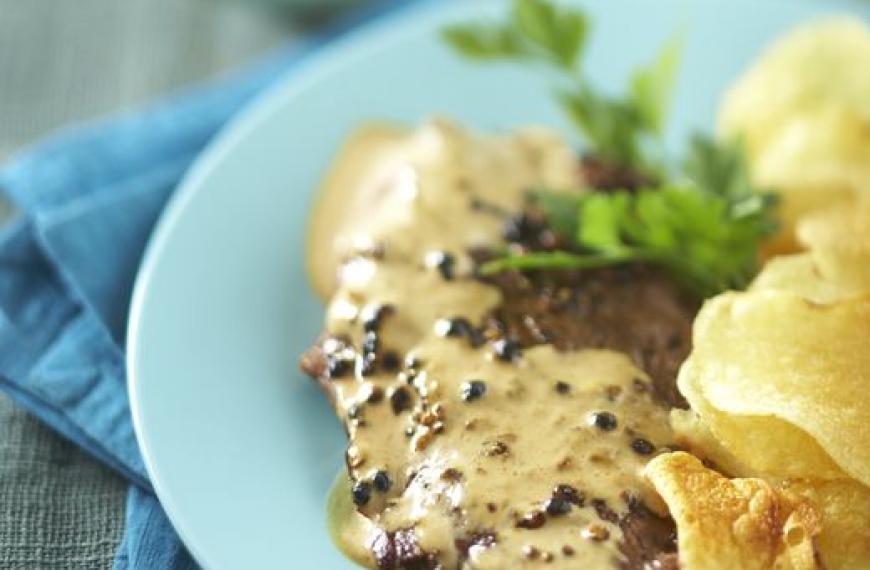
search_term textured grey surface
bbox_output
[0,0,296,159]
[0,396,127,569]
[0,0,307,566]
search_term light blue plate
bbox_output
[127,0,870,567]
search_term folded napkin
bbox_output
[0,1,408,567]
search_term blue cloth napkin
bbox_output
[0,1,410,567]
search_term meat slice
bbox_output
[477,262,696,409]
[301,259,693,569]
[300,145,696,569]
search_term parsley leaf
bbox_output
[684,133,752,200]
[443,0,779,297]
[558,85,650,174]
[527,190,581,237]
[577,193,631,253]
[441,0,678,175]
[484,140,778,298]
[511,0,587,69]
[440,24,529,60]
[630,37,682,135]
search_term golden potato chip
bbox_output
[750,253,846,303]
[669,408,754,478]
[718,18,870,254]
[750,107,870,255]
[678,363,848,481]
[785,478,870,570]
[797,202,870,295]
[719,17,870,158]
[751,202,870,301]
[680,290,870,486]
[645,452,821,570]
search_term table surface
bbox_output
[0,0,319,566]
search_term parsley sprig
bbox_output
[442,0,778,298]
[481,136,778,297]
[442,0,679,176]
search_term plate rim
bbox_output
[125,0,440,566]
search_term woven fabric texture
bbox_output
[0,395,126,569]
[0,0,301,566]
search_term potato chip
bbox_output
[678,362,848,481]
[750,202,870,301]
[718,18,870,255]
[645,452,821,570]
[680,290,870,486]
[669,408,754,478]
[797,202,870,295]
[785,478,870,570]
[750,107,870,255]
[719,17,870,158]
[749,253,845,303]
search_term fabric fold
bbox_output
[0,221,149,489]
[0,1,418,567]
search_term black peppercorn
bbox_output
[425,251,456,281]
[367,386,384,404]
[554,381,570,394]
[326,355,352,379]
[492,338,521,362]
[468,328,486,348]
[381,351,400,372]
[544,497,571,516]
[362,303,395,333]
[502,212,540,243]
[589,411,618,431]
[389,386,412,415]
[553,484,584,506]
[352,480,372,506]
[631,438,655,455]
[460,380,487,402]
[372,470,392,492]
[434,317,473,338]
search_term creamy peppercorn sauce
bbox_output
[302,119,684,569]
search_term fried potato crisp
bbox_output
[785,478,870,570]
[678,290,870,486]
[717,18,870,254]
[677,361,848,481]
[645,452,821,570]
[797,202,870,296]
[750,201,870,302]
[750,107,870,254]
[669,408,753,479]
[719,18,870,157]
[750,253,845,304]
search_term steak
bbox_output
[301,256,691,569]
[475,261,695,410]
[300,128,695,570]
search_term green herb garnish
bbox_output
[442,0,679,175]
[482,136,778,297]
[442,0,778,298]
